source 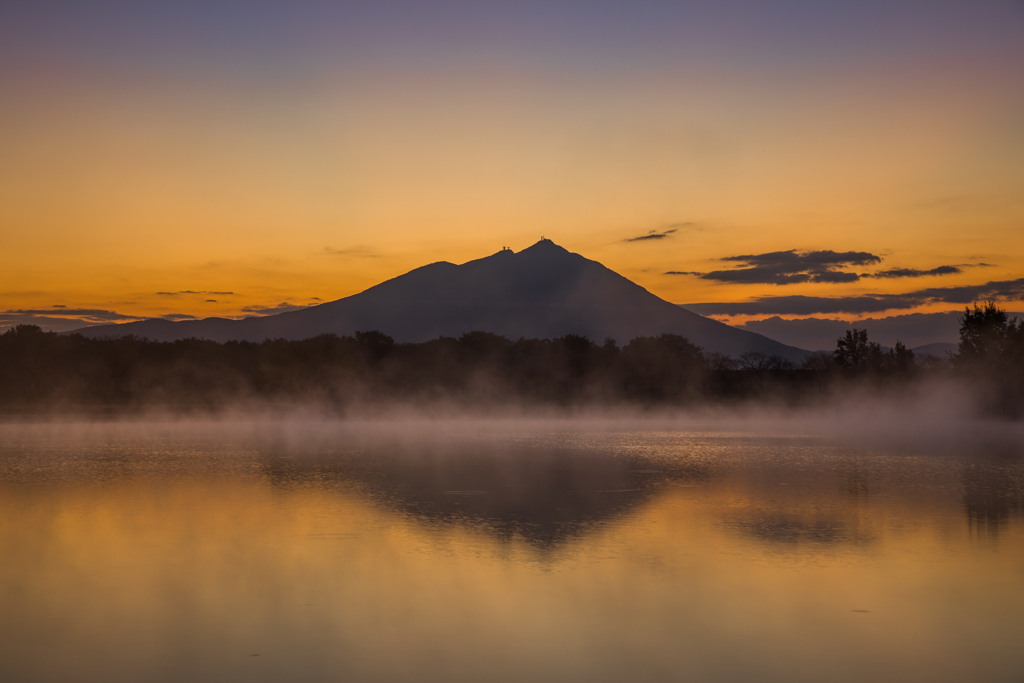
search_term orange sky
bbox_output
[2,2,1023,325]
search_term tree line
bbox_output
[0,302,1021,414]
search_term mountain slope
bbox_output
[74,240,810,361]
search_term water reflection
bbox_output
[962,456,1024,541]
[0,421,1022,683]
[260,437,715,549]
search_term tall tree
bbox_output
[956,301,1012,369]
[833,329,883,373]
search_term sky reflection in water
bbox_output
[0,421,1022,683]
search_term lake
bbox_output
[1,418,1022,683]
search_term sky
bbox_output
[2,0,1023,342]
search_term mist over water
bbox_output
[1,415,1022,683]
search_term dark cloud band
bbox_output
[720,249,881,268]
[3,308,141,321]
[869,266,961,279]
[696,249,882,285]
[683,278,1024,316]
[676,248,973,285]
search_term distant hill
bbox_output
[732,311,1024,353]
[911,342,957,358]
[73,240,811,361]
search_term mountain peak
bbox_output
[72,241,811,360]
[519,238,568,254]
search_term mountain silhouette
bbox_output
[74,240,809,360]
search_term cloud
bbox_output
[695,249,979,286]
[0,307,218,333]
[156,290,235,296]
[869,266,961,279]
[686,296,911,316]
[52,304,66,308]
[625,222,700,244]
[625,228,678,242]
[664,271,703,276]
[706,270,816,284]
[720,250,881,269]
[916,278,1024,303]
[2,308,142,321]
[0,308,150,333]
[684,277,1024,316]
[808,271,861,283]
[700,249,881,285]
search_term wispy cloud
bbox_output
[625,228,678,242]
[0,308,148,333]
[156,290,235,296]
[868,266,961,279]
[2,308,142,321]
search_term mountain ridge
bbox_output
[72,240,811,361]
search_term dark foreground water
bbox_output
[1,418,1022,683]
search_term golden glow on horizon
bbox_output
[2,57,1023,323]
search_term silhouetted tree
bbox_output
[954,302,1024,414]
[738,351,793,372]
[833,328,883,373]
[0,321,996,412]
[738,351,770,371]
[620,334,705,401]
[800,351,834,372]
[955,302,1018,370]
[355,330,395,362]
[705,352,739,372]
[885,340,916,375]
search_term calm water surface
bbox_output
[1,419,1022,683]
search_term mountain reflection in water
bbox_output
[259,435,715,550]
[0,420,1022,683]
